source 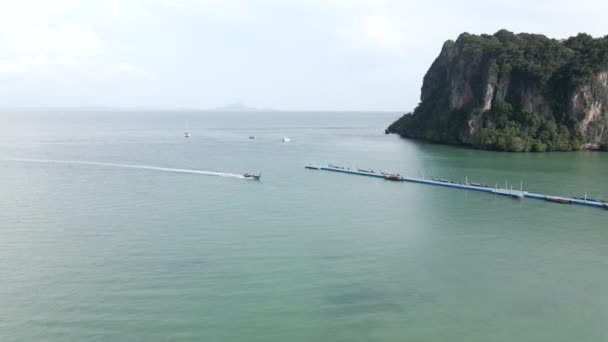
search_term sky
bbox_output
[0,0,606,111]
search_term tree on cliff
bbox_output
[387,30,608,152]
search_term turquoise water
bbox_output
[1,111,607,341]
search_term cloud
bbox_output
[3,25,105,58]
[0,56,52,75]
[337,13,414,51]
[0,26,105,76]
[360,15,407,49]
[160,0,190,9]
[0,1,136,80]
[0,5,109,78]
[0,62,29,74]
[117,62,137,73]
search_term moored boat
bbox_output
[384,173,403,181]
[357,168,374,173]
[544,196,572,204]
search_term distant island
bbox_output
[387,30,608,152]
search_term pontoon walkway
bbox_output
[305,165,606,210]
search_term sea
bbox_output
[1,110,607,341]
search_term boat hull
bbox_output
[384,175,404,181]
[545,196,572,204]
[243,173,261,180]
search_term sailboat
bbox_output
[184,122,191,138]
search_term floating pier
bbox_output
[305,165,607,210]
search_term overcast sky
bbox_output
[0,0,606,111]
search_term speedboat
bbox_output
[249,136,255,139]
[282,137,291,142]
[243,173,261,180]
[184,131,190,138]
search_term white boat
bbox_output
[184,121,191,138]
[282,137,291,142]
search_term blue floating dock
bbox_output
[305,165,385,179]
[305,165,607,210]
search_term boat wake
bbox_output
[0,158,246,179]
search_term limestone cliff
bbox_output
[387,30,608,151]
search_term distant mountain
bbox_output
[387,30,608,152]
[214,102,275,112]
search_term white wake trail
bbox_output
[0,158,246,179]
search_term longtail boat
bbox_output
[243,173,261,180]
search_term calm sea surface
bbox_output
[1,111,607,341]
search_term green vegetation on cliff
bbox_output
[387,30,608,151]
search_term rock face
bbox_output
[571,71,608,148]
[387,30,608,151]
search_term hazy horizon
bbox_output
[1,0,607,111]
[0,104,403,113]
